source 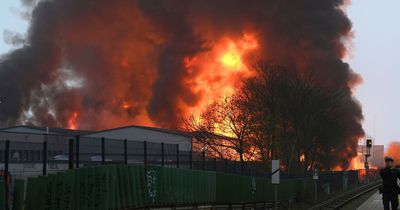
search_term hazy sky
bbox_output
[0,1,399,147]
[346,0,400,147]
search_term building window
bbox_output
[11,150,20,161]
[23,150,28,161]
[35,151,41,161]
[29,150,34,161]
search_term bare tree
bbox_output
[184,62,363,172]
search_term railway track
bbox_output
[308,180,382,210]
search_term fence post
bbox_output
[189,150,193,169]
[69,139,74,169]
[4,140,10,210]
[42,135,47,175]
[144,141,147,167]
[4,140,9,176]
[124,139,128,164]
[225,159,228,173]
[214,158,217,171]
[101,137,105,165]
[75,135,80,168]
[176,144,179,168]
[161,143,165,167]
[202,150,205,170]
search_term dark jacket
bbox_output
[380,167,400,193]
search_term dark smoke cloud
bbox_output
[0,0,362,146]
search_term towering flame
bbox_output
[184,34,258,119]
[67,112,79,130]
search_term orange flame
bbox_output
[185,33,259,137]
[220,43,242,69]
[67,112,79,130]
[299,154,305,162]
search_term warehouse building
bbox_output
[82,125,192,151]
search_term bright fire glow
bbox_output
[349,156,365,170]
[185,33,259,137]
[333,149,378,171]
[221,44,242,69]
[67,112,79,130]
[122,101,131,109]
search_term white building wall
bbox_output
[83,127,192,151]
[1,127,55,135]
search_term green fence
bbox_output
[0,180,5,208]
[19,165,312,209]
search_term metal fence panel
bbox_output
[105,138,125,163]
[127,140,144,165]
[79,137,102,167]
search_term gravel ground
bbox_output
[339,190,379,210]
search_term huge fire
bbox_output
[65,33,259,132]
[0,1,363,170]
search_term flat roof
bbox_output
[0,125,92,136]
[84,125,192,138]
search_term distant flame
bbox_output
[349,156,365,170]
[333,152,378,171]
[299,154,305,162]
[67,112,79,130]
[121,101,132,109]
[386,142,400,164]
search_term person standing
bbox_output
[380,156,399,210]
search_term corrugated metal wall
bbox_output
[22,165,313,209]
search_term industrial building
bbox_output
[81,125,192,151]
[0,124,192,150]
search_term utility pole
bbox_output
[313,169,319,202]
[365,139,372,184]
[271,160,280,210]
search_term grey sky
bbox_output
[0,0,399,147]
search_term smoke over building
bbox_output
[0,0,363,145]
